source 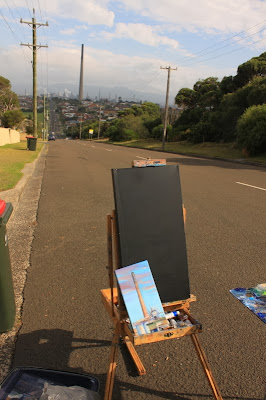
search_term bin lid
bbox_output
[0,200,6,216]
[0,202,13,225]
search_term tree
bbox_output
[0,76,19,115]
[237,104,266,155]
[173,55,266,144]
[246,76,266,106]
[1,109,25,128]
[233,52,266,88]
[175,88,196,109]
[220,75,236,95]
[193,77,222,109]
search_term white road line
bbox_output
[91,145,95,148]
[236,182,266,191]
[136,156,149,160]
[105,149,112,151]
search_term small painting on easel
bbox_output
[115,260,169,335]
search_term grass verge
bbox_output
[0,141,45,192]
[109,139,266,166]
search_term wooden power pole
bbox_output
[21,9,48,138]
[43,93,46,140]
[98,106,102,140]
[160,66,177,151]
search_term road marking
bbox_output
[91,145,95,148]
[136,156,149,160]
[105,149,112,151]
[236,182,266,191]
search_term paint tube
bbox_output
[179,314,193,326]
[165,310,180,319]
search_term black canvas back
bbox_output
[112,165,190,303]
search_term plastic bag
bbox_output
[40,384,101,400]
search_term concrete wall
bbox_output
[0,128,21,146]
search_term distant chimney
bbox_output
[131,272,149,318]
[79,44,84,102]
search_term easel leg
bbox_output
[104,323,120,400]
[191,334,223,400]
[123,335,146,375]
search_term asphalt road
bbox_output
[13,140,265,400]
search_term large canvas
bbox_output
[112,165,190,303]
[115,260,169,336]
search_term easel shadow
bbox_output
[112,340,260,400]
[11,329,260,400]
[12,329,109,397]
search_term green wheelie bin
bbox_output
[26,136,37,151]
[0,199,16,333]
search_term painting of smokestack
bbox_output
[79,44,84,102]
[115,260,169,335]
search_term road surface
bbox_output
[13,140,265,400]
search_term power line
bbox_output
[36,0,49,95]
[3,0,27,40]
[172,19,266,65]
[128,70,162,100]
[130,25,266,98]
[0,9,20,42]
[3,0,32,65]
[0,9,32,92]
[178,36,266,68]
[176,27,265,67]
[24,0,32,19]
[128,20,266,101]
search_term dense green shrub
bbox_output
[237,104,266,155]
[2,109,24,128]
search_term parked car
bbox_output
[48,133,56,141]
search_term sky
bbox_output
[0,0,265,104]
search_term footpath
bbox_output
[0,144,48,381]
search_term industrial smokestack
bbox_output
[131,272,149,318]
[79,44,84,102]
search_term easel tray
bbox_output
[101,288,202,346]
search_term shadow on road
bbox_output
[167,157,265,171]
[11,329,260,400]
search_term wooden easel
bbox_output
[101,160,223,400]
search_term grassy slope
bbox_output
[110,139,266,165]
[0,141,45,191]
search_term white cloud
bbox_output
[75,25,88,30]
[118,0,266,35]
[49,0,114,26]
[58,25,88,37]
[0,0,115,27]
[100,23,180,49]
[60,28,76,35]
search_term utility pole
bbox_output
[79,116,82,140]
[98,106,102,140]
[79,44,84,102]
[160,66,177,151]
[21,9,48,138]
[43,93,46,140]
[46,108,49,137]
